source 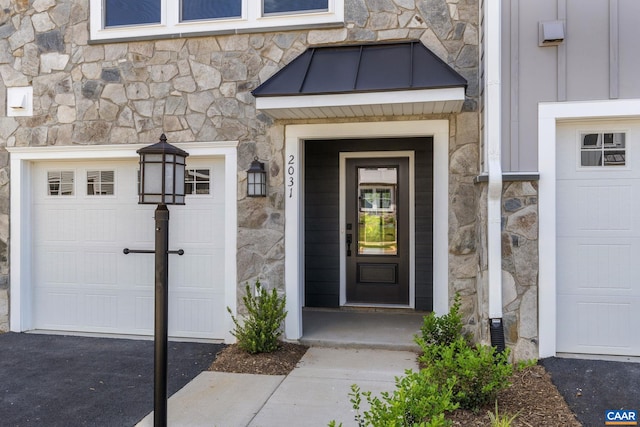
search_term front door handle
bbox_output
[346,233,352,256]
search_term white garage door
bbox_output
[31,158,226,339]
[557,121,640,356]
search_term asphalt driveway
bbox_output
[0,332,223,427]
[541,357,640,427]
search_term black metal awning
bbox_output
[252,41,467,119]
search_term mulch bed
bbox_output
[209,341,309,375]
[446,365,581,426]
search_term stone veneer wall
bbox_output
[476,180,540,359]
[449,112,482,341]
[0,0,480,329]
[502,181,539,360]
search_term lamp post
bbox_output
[137,134,188,427]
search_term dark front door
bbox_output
[345,157,409,305]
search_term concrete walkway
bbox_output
[301,309,424,351]
[136,347,419,427]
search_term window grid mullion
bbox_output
[246,0,258,21]
[166,0,179,26]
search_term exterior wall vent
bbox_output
[539,21,565,47]
[7,87,33,117]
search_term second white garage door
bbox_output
[31,157,226,339]
[556,120,640,356]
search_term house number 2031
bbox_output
[287,155,295,198]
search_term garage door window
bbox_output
[580,132,626,167]
[47,171,74,196]
[87,170,115,196]
[185,168,210,195]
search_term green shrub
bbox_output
[419,337,513,411]
[415,294,513,412]
[415,293,465,348]
[227,280,287,354]
[329,369,458,427]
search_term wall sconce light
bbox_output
[247,157,267,197]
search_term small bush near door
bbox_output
[416,294,513,411]
[227,280,287,354]
[416,293,465,348]
[418,337,512,411]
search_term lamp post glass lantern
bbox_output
[137,134,188,427]
[247,157,267,197]
[138,134,188,205]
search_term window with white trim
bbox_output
[185,168,211,195]
[87,170,115,196]
[580,132,626,167]
[91,0,343,41]
[48,171,75,196]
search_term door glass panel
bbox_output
[357,167,397,255]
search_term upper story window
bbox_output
[263,0,329,14]
[91,0,343,42]
[181,1,241,21]
[580,132,626,167]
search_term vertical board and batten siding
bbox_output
[618,0,640,96]
[304,138,434,311]
[565,1,610,101]
[501,0,640,172]
[414,139,435,311]
[304,142,341,307]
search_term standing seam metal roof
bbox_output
[252,40,467,97]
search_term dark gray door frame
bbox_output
[339,151,415,308]
[345,157,409,305]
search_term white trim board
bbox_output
[255,87,466,119]
[89,0,345,41]
[7,142,238,343]
[538,99,640,358]
[283,120,449,340]
[256,88,465,111]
